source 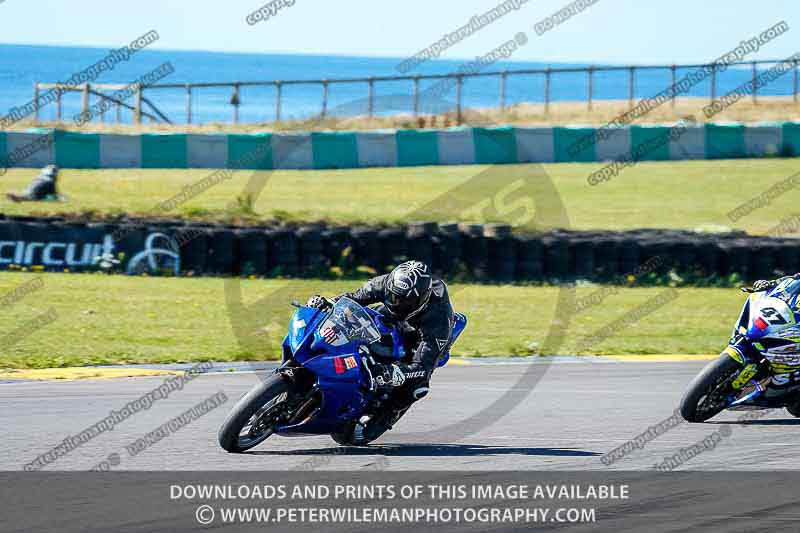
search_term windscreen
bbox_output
[770,278,800,301]
[323,297,381,344]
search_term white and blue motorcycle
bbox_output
[681,276,800,422]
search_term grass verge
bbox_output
[0,272,743,368]
[2,158,798,234]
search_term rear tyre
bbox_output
[218,375,292,453]
[680,354,742,422]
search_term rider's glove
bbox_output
[751,279,773,292]
[306,295,331,309]
[743,278,784,293]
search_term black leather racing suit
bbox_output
[341,274,455,376]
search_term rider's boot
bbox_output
[360,405,410,442]
[360,388,426,443]
[351,360,430,444]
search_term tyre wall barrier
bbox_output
[2,122,798,172]
[0,216,796,282]
[296,225,325,277]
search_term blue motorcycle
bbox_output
[219,296,467,452]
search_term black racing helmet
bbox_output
[384,260,433,319]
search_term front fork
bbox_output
[723,336,769,392]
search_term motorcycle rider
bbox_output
[726,273,800,379]
[6,164,59,202]
[306,260,455,440]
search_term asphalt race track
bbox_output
[4,359,800,472]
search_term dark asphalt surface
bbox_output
[3,359,800,472]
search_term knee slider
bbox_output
[412,386,429,400]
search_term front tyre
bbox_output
[218,374,292,453]
[679,354,741,422]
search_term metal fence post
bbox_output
[628,66,635,108]
[368,77,374,118]
[321,80,328,119]
[275,82,282,122]
[55,86,62,122]
[794,59,799,104]
[134,85,142,124]
[116,103,121,124]
[544,67,551,114]
[413,76,420,117]
[455,75,463,124]
[231,84,240,124]
[33,83,40,122]
[186,84,192,124]
[710,64,717,104]
[670,64,677,108]
[82,84,90,122]
[752,61,758,104]
[587,66,594,111]
[499,71,507,110]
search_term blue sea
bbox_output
[0,44,794,125]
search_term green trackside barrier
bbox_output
[630,125,672,161]
[227,133,273,169]
[781,122,800,157]
[553,127,597,163]
[6,122,800,171]
[54,130,101,168]
[705,124,746,159]
[473,126,517,164]
[396,129,439,167]
[141,133,188,168]
[311,131,359,169]
[0,131,6,168]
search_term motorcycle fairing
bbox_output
[283,306,326,360]
[721,280,800,409]
[744,288,800,373]
[276,300,468,436]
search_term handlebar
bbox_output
[294,296,337,309]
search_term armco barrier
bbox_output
[2,122,799,171]
[0,215,796,282]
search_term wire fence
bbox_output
[34,58,800,126]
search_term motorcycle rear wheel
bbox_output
[680,354,741,422]
[218,374,292,453]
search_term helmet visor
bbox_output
[386,290,421,317]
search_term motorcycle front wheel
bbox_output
[679,354,741,422]
[218,374,293,453]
